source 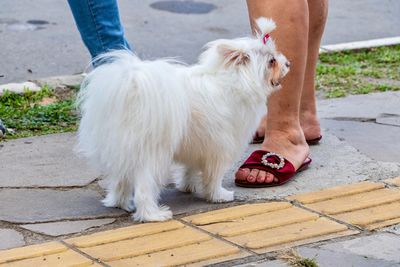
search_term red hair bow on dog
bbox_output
[263,33,270,44]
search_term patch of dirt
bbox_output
[38,97,57,106]
[53,87,76,101]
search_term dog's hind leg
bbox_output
[202,161,234,203]
[177,168,203,195]
[102,175,135,212]
[132,167,172,222]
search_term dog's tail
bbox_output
[76,49,140,110]
[254,17,276,41]
[76,50,189,174]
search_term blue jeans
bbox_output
[67,0,132,63]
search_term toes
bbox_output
[236,168,272,184]
[256,171,267,183]
[265,172,275,183]
[248,169,259,183]
[235,168,250,181]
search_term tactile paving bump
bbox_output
[0,242,98,266]
[66,220,247,266]
[183,202,355,253]
[287,181,400,229]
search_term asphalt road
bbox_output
[0,0,399,83]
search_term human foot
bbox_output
[237,129,310,186]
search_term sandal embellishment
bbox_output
[261,152,285,170]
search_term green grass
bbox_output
[279,249,319,267]
[0,86,78,139]
[317,44,400,98]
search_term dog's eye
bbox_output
[269,58,276,65]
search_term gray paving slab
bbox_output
[321,119,400,163]
[0,133,99,187]
[376,114,400,127]
[236,260,289,267]
[298,246,397,267]
[318,91,400,120]
[34,74,84,89]
[1,0,400,84]
[319,233,400,263]
[382,224,400,236]
[0,188,125,223]
[161,188,232,216]
[224,133,400,201]
[0,229,25,250]
[99,165,230,215]
[20,218,115,237]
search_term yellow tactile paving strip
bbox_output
[66,220,248,266]
[288,181,400,230]
[2,179,400,266]
[183,202,355,253]
[109,239,244,267]
[184,202,292,225]
[0,242,98,266]
[286,181,385,204]
[66,220,184,248]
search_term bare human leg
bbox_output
[253,0,329,144]
[236,0,310,184]
[301,0,328,140]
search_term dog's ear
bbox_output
[217,44,249,66]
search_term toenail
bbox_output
[247,176,255,182]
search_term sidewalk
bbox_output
[1,89,400,266]
[1,0,400,84]
[1,179,400,266]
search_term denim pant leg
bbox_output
[67,0,132,62]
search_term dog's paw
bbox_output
[102,194,135,212]
[209,188,234,203]
[120,199,135,212]
[177,182,196,193]
[102,193,118,208]
[133,205,173,222]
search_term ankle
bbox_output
[264,127,307,146]
[266,117,302,133]
[299,110,321,139]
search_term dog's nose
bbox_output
[285,61,291,68]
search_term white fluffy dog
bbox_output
[76,18,289,222]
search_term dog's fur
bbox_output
[76,18,289,222]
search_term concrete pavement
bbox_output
[1,0,400,84]
[1,90,400,266]
[1,179,400,266]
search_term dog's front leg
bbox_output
[102,175,135,212]
[132,168,172,222]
